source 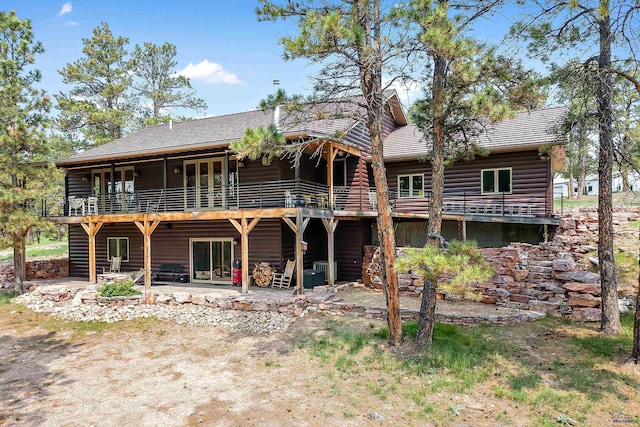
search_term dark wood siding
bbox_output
[68,219,283,279]
[335,219,371,281]
[386,150,549,195]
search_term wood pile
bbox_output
[252,262,274,287]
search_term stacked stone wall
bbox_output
[0,258,69,288]
[364,207,639,321]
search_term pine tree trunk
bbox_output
[597,5,621,334]
[628,231,640,363]
[416,51,447,348]
[13,237,25,294]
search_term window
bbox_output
[398,174,424,198]
[333,158,347,187]
[107,237,129,262]
[481,168,511,194]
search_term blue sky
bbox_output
[4,1,552,118]
[5,1,319,116]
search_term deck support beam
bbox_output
[321,218,339,286]
[228,215,260,294]
[134,219,161,304]
[282,212,309,295]
[81,221,104,284]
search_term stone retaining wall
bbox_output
[364,207,639,322]
[1,258,69,288]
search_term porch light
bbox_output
[81,175,89,182]
[173,167,182,174]
[133,169,140,178]
[261,156,271,166]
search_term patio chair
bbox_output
[130,268,146,284]
[146,190,164,213]
[68,196,84,216]
[271,259,295,289]
[284,190,293,208]
[368,191,378,210]
[102,256,122,274]
[87,196,99,215]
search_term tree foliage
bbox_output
[256,0,407,346]
[130,42,207,126]
[513,0,640,335]
[397,0,543,346]
[396,240,494,305]
[0,10,56,292]
[56,24,207,149]
[56,22,135,149]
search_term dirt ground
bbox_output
[2,300,639,427]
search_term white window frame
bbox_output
[398,174,424,198]
[107,237,129,262]
[481,167,512,194]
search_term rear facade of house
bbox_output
[46,95,565,287]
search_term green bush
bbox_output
[98,280,140,297]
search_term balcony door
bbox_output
[183,158,238,210]
[190,238,233,283]
[92,167,135,212]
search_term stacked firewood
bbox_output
[252,262,274,287]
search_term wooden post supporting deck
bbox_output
[80,221,104,284]
[283,211,309,295]
[321,218,339,286]
[228,215,260,294]
[134,218,161,304]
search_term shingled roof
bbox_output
[57,110,274,166]
[383,106,567,161]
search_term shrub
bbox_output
[98,280,140,297]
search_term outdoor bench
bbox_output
[154,263,182,282]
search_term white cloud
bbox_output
[175,60,243,85]
[58,2,72,16]
[384,78,422,108]
[63,21,79,27]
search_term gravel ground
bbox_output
[13,292,293,335]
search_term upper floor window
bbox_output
[398,174,424,198]
[107,237,129,262]
[481,168,511,194]
[333,158,347,187]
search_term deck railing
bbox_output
[37,180,552,219]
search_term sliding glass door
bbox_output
[190,238,233,283]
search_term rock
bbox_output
[571,308,601,322]
[567,292,600,308]
[563,283,601,295]
[552,258,578,272]
[368,412,384,420]
[554,271,600,283]
[173,292,191,304]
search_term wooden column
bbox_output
[229,215,260,294]
[462,219,467,242]
[327,144,337,209]
[81,221,104,284]
[284,211,309,295]
[321,218,338,286]
[134,218,161,304]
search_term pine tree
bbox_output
[130,42,207,126]
[56,22,135,149]
[0,11,55,293]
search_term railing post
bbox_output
[463,192,466,214]
[296,178,301,206]
[260,183,263,209]
[502,192,505,216]
[561,193,564,217]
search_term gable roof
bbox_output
[383,106,567,161]
[57,90,409,167]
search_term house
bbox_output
[46,93,565,293]
[554,171,640,198]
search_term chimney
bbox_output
[274,105,281,131]
[169,119,173,130]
